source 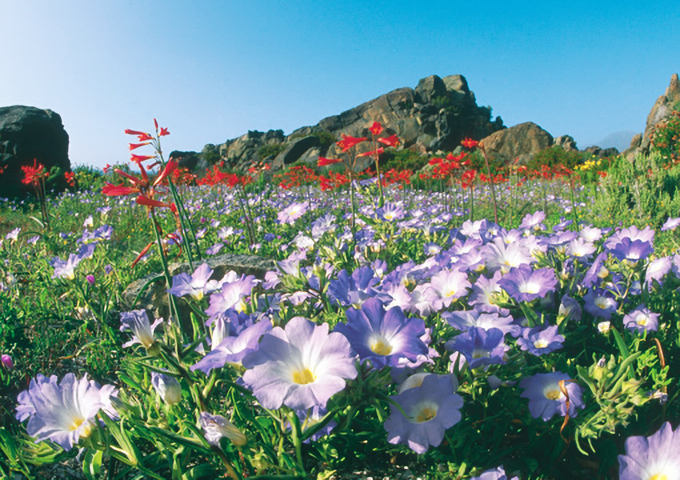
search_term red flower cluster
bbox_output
[318,171,350,191]
[21,159,49,186]
[381,168,412,187]
[274,165,317,190]
[195,163,252,188]
[64,171,75,187]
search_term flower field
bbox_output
[3,120,680,479]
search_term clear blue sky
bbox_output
[1,0,678,169]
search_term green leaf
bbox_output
[82,448,103,480]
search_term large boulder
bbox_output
[626,73,680,160]
[480,122,553,164]
[0,106,71,198]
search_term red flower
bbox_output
[377,134,400,147]
[369,121,383,135]
[64,171,75,187]
[159,127,170,137]
[130,154,157,164]
[21,159,48,186]
[461,138,479,149]
[129,142,151,151]
[357,147,384,157]
[102,183,140,197]
[337,134,367,152]
[318,157,343,166]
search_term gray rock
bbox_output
[272,135,321,168]
[481,122,554,164]
[0,105,71,198]
[554,135,578,152]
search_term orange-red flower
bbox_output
[337,134,367,152]
[21,159,48,186]
[357,147,384,158]
[129,142,151,151]
[369,121,383,135]
[130,154,157,164]
[64,171,75,187]
[318,157,343,166]
[461,138,479,149]
[377,134,400,147]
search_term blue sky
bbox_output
[1,1,678,169]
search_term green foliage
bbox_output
[258,142,286,159]
[528,145,585,171]
[649,109,680,165]
[590,151,680,228]
[380,149,429,171]
[72,164,106,191]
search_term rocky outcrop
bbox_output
[185,74,504,175]
[554,135,578,152]
[0,106,72,198]
[625,73,680,160]
[480,122,553,164]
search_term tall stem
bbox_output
[481,145,498,224]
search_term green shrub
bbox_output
[380,149,429,171]
[528,145,585,171]
[258,143,286,159]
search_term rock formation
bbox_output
[625,73,680,160]
[0,106,72,198]
[480,122,554,164]
[185,74,505,174]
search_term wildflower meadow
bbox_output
[3,117,680,479]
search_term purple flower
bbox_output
[151,372,182,405]
[205,274,258,318]
[192,319,272,374]
[582,252,609,289]
[242,317,357,410]
[519,372,584,421]
[443,309,521,337]
[661,217,680,232]
[517,325,565,356]
[277,201,309,224]
[119,310,164,350]
[426,268,472,310]
[468,271,510,315]
[334,298,428,369]
[200,412,246,447]
[605,225,655,250]
[445,327,509,369]
[618,422,680,480]
[609,238,654,265]
[558,295,582,323]
[15,373,118,450]
[328,267,379,308]
[623,304,660,334]
[646,256,673,286]
[1,354,13,370]
[498,265,557,303]
[86,274,95,285]
[376,202,406,222]
[482,238,534,273]
[519,211,546,231]
[206,242,224,255]
[471,466,519,480]
[583,290,617,320]
[383,374,463,454]
[167,263,215,300]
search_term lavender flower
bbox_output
[583,290,617,320]
[192,319,272,374]
[15,373,118,450]
[661,217,680,232]
[205,274,258,318]
[200,412,246,447]
[618,422,680,480]
[445,327,509,369]
[519,372,584,421]
[151,372,182,405]
[471,466,519,480]
[623,304,660,333]
[119,310,164,351]
[277,201,309,224]
[498,265,557,303]
[167,263,215,300]
[609,238,654,265]
[1,354,13,370]
[242,317,357,410]
[517,325,565,356]
[443,309,521,337]
[334,298,428,369]
[383,374,463,454]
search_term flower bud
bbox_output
[151,372,182,406]
[1,354,13,370]
[200,412,246,447]
[86,275,95,286]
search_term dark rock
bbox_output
[481,122,553,164]
[585,146,619,158]
[272,135,321,168]
[0,105,71,198]
[170,150,201,171]
[415,75,448,104]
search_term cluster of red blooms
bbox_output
[64,171,75,187]
[195,163,253,188]
[381,168,412,187]
[170,167,197,186]
[274,165,317,190]
[21,159,49,186]
[318,171,350,191]
[318,122,400,167]
[425,152,471,180]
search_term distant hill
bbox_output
[588,131,637,152]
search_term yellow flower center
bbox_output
[650,474,668,480]
[370,338,393,356]
[445,289,457,298]
[636,315,648,326]
[415,407,437,423]
[292,368,315,385]
[236,299,248,313]
[521,282,540,294]
[533,339,549,349]
[69,417,93,438]
[384,213,394,220]
[545,389,563,401]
